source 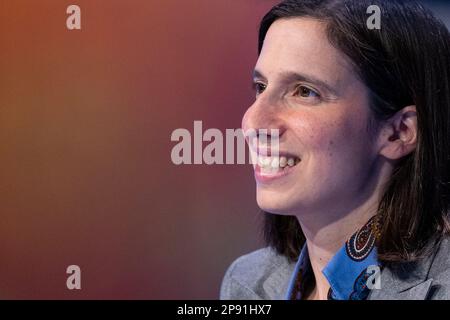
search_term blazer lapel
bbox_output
[396,279,434,299]
[368,243,440,300]
[368,275,433,300]
[262,259,297,299]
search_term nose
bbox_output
[241,95,286,146]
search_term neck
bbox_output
[301,208,376,300]
[297,177,385,300]
[301,201,378,259]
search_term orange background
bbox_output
[0,0,448,299]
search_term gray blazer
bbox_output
[220,237,450,300]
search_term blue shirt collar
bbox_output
[285,216,381,300]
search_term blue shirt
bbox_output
[285,216,381,300]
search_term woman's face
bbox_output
[242,18,381,217]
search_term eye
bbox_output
[252,82,267,97]
[295,85,320,99]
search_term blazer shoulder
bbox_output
[428,236,450,299]
[220,247,295,300]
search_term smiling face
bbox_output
[242,18,383,217]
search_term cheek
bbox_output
[295,114,370,169]
[292,117,341,155]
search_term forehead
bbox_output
[256,18,355,84]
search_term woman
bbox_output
[220,0,450,300]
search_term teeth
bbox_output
[271,157,279,169]
[258,156,299,169]
[287,158,295,167]
[279,157,287,168]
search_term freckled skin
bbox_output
[242,18,381,218]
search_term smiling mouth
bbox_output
[254,154,301,182]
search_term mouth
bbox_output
[254,153,301,183]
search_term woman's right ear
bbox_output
[377,105,417,161]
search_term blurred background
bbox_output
[0,0,449,299]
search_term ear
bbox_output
[378,105,417,160]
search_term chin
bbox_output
[256,189,297,216]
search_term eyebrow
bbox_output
[252,69,338,95]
